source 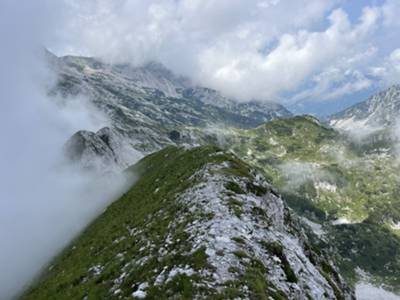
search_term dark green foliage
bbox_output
[232,250,248,259]
[231,237,246,245]
[281,192,326,222]
[246,182,268,196]
[260,241,298,283]
[227,198,243,218]
[225,181,245,194]
[168,130,181,141]
[330,222,400,288]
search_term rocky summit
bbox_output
[329,85,400,132]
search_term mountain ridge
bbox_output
[329,85,400,132]
[21,146,353,300]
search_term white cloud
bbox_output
[197,6,380,100]
[17,0,396,108]
[15,0,391,106]
[50,0,399,103]
[55,0,340,100]
[291,67,373,103]
[382,0,400,27]
[368,48,400,86]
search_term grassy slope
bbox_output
[22,145,290,300]
[22,146,220,299]
[223,116,400,289]
[227,116,400,223]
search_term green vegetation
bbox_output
[226,115,400,223]
[225,181,245,194]
[25,145,314,299]
[22,146,247,299]
[23,114,400,297]
[260,241,298,283]
[330,222,400,289]
[220,115,400,289]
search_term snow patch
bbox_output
[332,217,356,225]
[356,282,400,300]
[315,181,337,193]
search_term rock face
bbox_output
[64,127,142,172]
[329,85,400,132]
[49,53,291,154]
[22,146,354,299]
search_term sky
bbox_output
[42,0,400,115]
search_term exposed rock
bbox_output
[22,146,354,299]
[329,85,400,132]
[64,127,142,172]
[48,53,292,154]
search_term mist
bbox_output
[0,1,129,299]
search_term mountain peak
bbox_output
[329,84,400,131]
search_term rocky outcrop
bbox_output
[64,127,142,172]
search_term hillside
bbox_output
[22,146,352,300]
[220,116,400,290]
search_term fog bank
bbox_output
[0,1,129,299]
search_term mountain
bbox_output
[43,51,400,295]
[225,115,400,224]
[48,53,291,159]
[220,115,400,290]
[22,146,353,300]
[329,85,400,132]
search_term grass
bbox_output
[21,146,240,299]
[220,116,400,290]
[23,145,283,299]
[260,241,298,283]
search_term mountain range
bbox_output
[47,51,290,161]
[329,85,400,132]
[20,52,400,299]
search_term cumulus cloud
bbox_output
[201,7,381,100]
[46,0,400,104]
[53,0,340,100]
[291,65,374,104]
[369,48,400,85]
[382,0,400,27]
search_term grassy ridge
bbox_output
[22,146,218,299]
[21,146,262,300]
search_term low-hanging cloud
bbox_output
[0,1,129,299]
[47,0,400,104]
